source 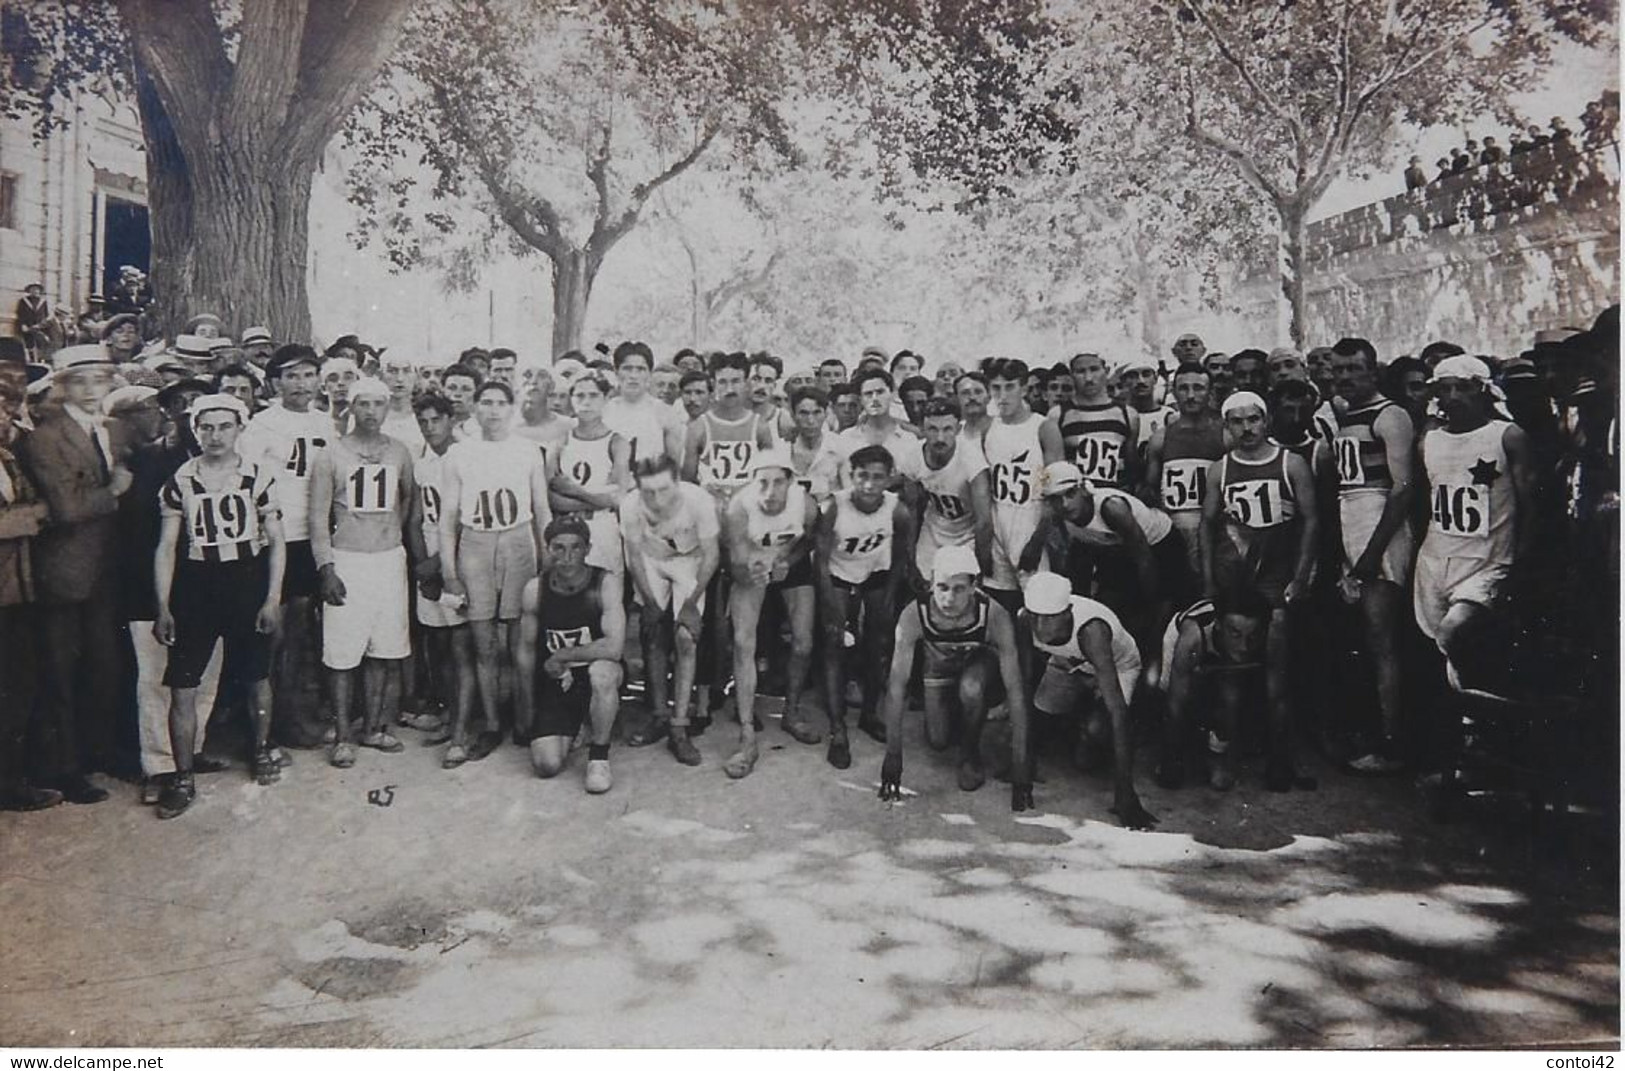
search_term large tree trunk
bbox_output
[551,250,594,357]
[1279,203,1309,349]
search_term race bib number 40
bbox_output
[1160,459,1208,511]
[1430,482,1487,536]
[189,490,257,548]
[470,487,522,531]
[1224,479,1286,529]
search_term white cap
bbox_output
[930,544,981,581]
[1118,356,1157,375]
[102,384,159,416]
[142,351,187,374]
[346,376,390,403]
[553,357,587,381]
[1022,571,1073,616]
[186,393,251,427]
[1220,390,1268,417]
[52,344,114,374]
[1432,355,1492,383]
[322,357,360,380]
[171,335,215,360]
[749,447,793,477]
[240,326,272,346]
[1041,460,1085,497]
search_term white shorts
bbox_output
[415,585,467,629]
[579,509,625,575]
[1033,658,1140,716]
[1413,553,1510,642]
[322,546,411,669]
[634,552,705,615]
[988,506,1045,591]
[1339,493,1416,585]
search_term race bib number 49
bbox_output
[189,490,257,548]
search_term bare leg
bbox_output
[1360,581,1405,741]
[956,658,993,790]
[168,687,200,777]
[671,618,699,730]
[642,606,671,724]
[469,620,502,734]
[586,661,621,745]
[330,667,356,744]
[857,585,895,740]
[726,582,764,778]
[782,586,817,737]
[1264,607,1306,790]
[450,625,478,747]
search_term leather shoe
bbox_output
[0,786,64,812]
[53,776,109,805]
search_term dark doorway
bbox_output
[101,197,150,298]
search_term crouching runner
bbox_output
[878,545,1032,807]
[515,515,625,794]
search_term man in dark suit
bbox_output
[15,284,55,361]
[16,345,135,802]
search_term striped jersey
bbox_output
[160,455,279,563]
[1058,401,1132,487]
[1333,398,1399,496]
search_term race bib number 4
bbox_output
[346,464,398,513]
[1161,459,1208,511]
[1224,479,1286,529]
[189,490,257,548]
[704,441,754,484]
[1430,482,1487,536]
[1075,436,1123,484]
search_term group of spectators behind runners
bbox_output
[1402,95,1619,191]
[0,310,1615,833]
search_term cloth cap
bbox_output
[207,336,235,351]
[1267,346,1303,363]
[552,357,587,381]
[53,344,115,374]
[157,377,215,409]
[749,447,793,476]
[99,313,140,340]
[1173,333,1205,347]
[1432,355,1493,383]
[186,393,251,427]
[143,351,188,374]
[240,326,272,346]
[1220,390,1268,418]
[102,385,159,415]
[346,376,390,403]
[1022,571,1073,616]
[1117,356,1157,376]
[930,544,981,582]
[1041,460,1085,497]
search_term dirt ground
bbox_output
[0,698,1617,1050]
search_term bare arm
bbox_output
[1351,406,1416,579]
[438,455,464,589]
[1102,497,1158,607]
[529,451,552,563]
[987,602,1032,792]
[1284,451,1319,602]
[1503,423,1536,562]
[967,469,994,577]
[515,578,541,718]
[308,449,336,570]
[1142,424,1168,508]
[880,605,923,756]
[892,497,919,601]
[258,514,287,632]
[153,514,182,643]
[1199,459,1223,597]
[1038,417,1065,466]
[1080,620,1154,828]
[681,421,704,484]
[724,497,760,585]
[548,573,627,668]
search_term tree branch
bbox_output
[1184,77,1283,204]
[283,0,416,161]
[1183,0,1303,142]
[705,249,783,316]
[590,122,720,255]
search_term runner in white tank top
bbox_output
[982,359,1065,600]
[552,374,630,574]
[915,397,993,578]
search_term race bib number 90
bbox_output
[704,441,754,484]
[1224,479,1286,529]
[346,464,397,514]
[1075,436,1123,484]
[1430,482,1487,536]
[1160,459,1208,511]
[189,491,257,548]
[1333,436,1365,487]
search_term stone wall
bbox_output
[1235,143,1620,357]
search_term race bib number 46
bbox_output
[1161,459,1208,511]
[1430,482,1487,536]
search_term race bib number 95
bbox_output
[1075,436,1123,484]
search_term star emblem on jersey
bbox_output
[1468,457,1500,486]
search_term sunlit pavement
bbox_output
[0,702,1616,1049]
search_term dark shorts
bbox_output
[1212,534,1294,609]
[165,556,273,689]
[922,644,1006,706]
[831,569,891,596]
[768,556,815,592]
[282,540,320,602]
[533,667,592,739]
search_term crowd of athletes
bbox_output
[0,314,1615,827]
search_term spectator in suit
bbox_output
[1404,156,1427,191]
[1480,137,1506,165]
[1550,117,1574,152]
[15,284,55,359]
[16,345,137,802]
[0,353,57,810]
[1432,157,1453,183]
[1526,123,1552,150]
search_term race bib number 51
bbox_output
[1224,479,1286,529]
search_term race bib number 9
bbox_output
[1076,436,1123,484]
[705,441,754,484]
[1160,459,1208,511]
[1430,482,1487,536]
[991,462,1031,505]
[420,485,442,526]
[189,491,257,548]
[1333,436,1365,487]
[1224,479,1286,529]
[545,626,592,652]
[346,464,397,514]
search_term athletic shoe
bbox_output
[584,759,613,794]
[156,775,195,819]
[668,732,702,766]
[957,759,986,792]
[826,734,851,770]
